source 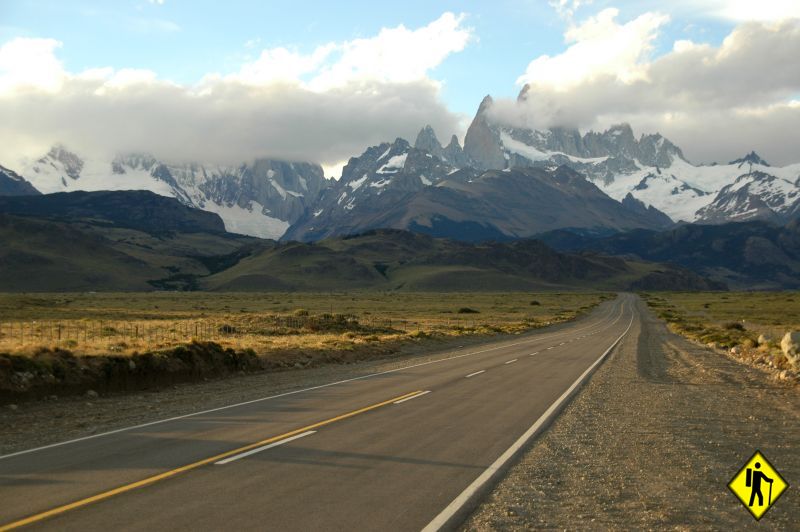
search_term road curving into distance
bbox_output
[0,294,637,531]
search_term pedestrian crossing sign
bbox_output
[727,450,788,520]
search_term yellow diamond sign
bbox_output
[728,450,789,520]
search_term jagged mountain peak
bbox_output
[606,123,634,136]
[414,125,443,158]
[0,164,40,196]
[40,144,84,180]
[477,94,494,114]
[730,151,770,167]
[517,84,530,102]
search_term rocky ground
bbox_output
[464,298,799,530]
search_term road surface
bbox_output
[0,294,635,531]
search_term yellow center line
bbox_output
[0,390,423,531]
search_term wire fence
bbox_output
[0,313,494,349]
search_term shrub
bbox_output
[723,321,745,331]
[218,324,237,334]
[457,307,480,314]
[293,309,309,317]
[530,300,541,306]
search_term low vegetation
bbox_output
[0,291,612,401]
[642,291,800,377]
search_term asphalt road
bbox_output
[0,294,635,531]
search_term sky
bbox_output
[1,0,799,175]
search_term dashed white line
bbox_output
[215,431,316,465]
[393,390,431,404]
[546,347,554,350]
[466,370,486,378]
[529,352,539,356]
[0,300,626,462]
[504,359,518,365]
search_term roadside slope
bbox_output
[464,296,799,529]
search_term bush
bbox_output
[218,324,237,334]
[530,300,541,306]
[457,307,480,314]
[293,309,309,317]
[723,321,745,331]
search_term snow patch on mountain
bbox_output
[377,153,408,174]
[200,200,289,239]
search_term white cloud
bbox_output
[517,8,669,89]
[548,0,594,21]
[495,14,800,165]
[670,0,800,22]
[0,14,472,167]
[0,38,64,93]
[223,12,472,91]
[308,12,472,90]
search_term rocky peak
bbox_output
[517,84,531,103]
[730,151,770,168]
[42,145,84,180]
[477,94,494,115]
[637,133,686,167]
[0,164,40,196]
[443,134,469,167]
[112,153,158,174]
[414,125,444,159]
[464,95,506,171]
[621,192,673,227]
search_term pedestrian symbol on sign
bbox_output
[728,450,789,520]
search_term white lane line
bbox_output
[529,352,539,356]
[0,300,625,461]
[215,431,316,465]
[422,304,635,532]
[393,390,431,404]
[546,346,554,350]
[504,359,518,365]
[559,342,566,346]
[466,370,486,378]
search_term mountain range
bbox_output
[0,190,723,292]
[2,89,799,246]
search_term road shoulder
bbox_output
[464,297,799,530]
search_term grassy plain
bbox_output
[0,292,612,357]
[643,291,800,371]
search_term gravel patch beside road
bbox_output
[464,297,799,530]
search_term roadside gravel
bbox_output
[464,297,799,530]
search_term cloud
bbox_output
[668,0,800,23]
[0,38,64,93]
[491,12,800,165]
[0,13,471,167]
[518,8,669,89]
[548,0,594,21]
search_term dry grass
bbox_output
[642,291,800,374]
[0,292,612,357]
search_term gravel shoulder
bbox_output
[464,296,799,530]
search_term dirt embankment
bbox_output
[0,338,411,404]
[465,297,799,530]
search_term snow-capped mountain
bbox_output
[462,92,800,224]
[12,146,329,239]
[0,164,40,196]
[284,128,672,242]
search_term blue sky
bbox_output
[0,1,798,168]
